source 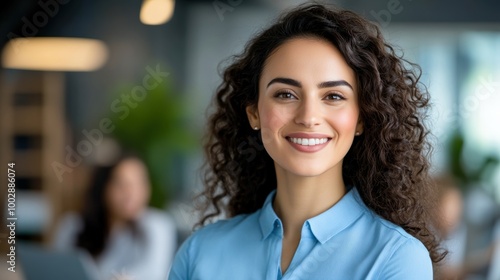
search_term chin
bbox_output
[292,169,330,177]
[279,162,335,177]
[121,212,141,221]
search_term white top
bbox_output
[53,209,177,280]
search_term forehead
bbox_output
[259,37,356,90]
[113,159,146,175]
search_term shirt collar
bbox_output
[258,189,280,240]
[258,187,366,243]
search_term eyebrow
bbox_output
[266,77,353,90]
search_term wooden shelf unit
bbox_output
[1,70,67,244]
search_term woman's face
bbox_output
[247,37,362,177]
[105,158,150,221]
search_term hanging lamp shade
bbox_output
[140,0,175,25]
[2,37,108,71]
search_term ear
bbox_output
[355,118,364,135]
[245,104,260,129]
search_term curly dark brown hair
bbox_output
[198,3,445,265]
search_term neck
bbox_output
[272,163,346,238]
[108,216,127,233]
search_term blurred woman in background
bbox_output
[434,175,467,279]
[53,154,177,280]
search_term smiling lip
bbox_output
[285,132,332,153]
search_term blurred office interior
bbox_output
[0,0,499,279]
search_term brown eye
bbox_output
[324,93,345,101]
[274,91,297,100]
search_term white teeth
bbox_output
[288,137,329,146]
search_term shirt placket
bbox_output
[266,219,284,280]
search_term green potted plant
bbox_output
[109,80,198,208]
[447,128,499,196]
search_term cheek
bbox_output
[106,190,122,211]
[132,187,146,204]
[260,101,287,124]
[258,103,292,141]
[330,107,359,132]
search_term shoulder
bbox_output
[189,211,259,245]
[362,205,431,255]
[56,212,83,235]
[377,235,433,279]
[139,208,177,235]
[174,212,259,256]
[352,190,427,248]
[351,194,432,278]
[168,212,259,279]
[52,212,83,250]
[183,211,263,260]
[371,214,417,241]
[363,212,432,278]
[141,208,175,225]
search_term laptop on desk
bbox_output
[18,242,101,280]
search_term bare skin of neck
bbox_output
[272,162,346,274]
[108,216,127,234]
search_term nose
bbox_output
[294,95,321,128]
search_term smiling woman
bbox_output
[169,3,445,280]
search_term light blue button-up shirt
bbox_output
[169,187,432,280]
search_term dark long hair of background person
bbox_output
[76,156,142,257]
[198,3,446,265]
